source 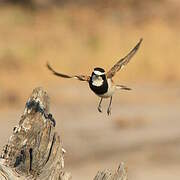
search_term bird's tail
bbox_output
[116,85,132,90]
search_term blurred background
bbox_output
[0,0,180,179]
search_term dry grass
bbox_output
[0,5,180,179]
[0,4,180,106]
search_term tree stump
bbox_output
[0,87,127,180]
[94,163,127,180]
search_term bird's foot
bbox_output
[107,107,111,116]
[98,106,102,113]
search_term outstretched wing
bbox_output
[106,38,143,78]
[47,62,90,82]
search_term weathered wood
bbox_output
[93,163,127,180]
[0,87,71,180]
[0,87,127,180]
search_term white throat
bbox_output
[92,75,103,87]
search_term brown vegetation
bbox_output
[0,2,180,106]
[0,2,180,180]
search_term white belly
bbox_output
[98,79,116,98]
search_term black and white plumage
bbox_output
[47,38,143,115]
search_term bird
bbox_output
[47,38,143,115]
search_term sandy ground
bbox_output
[0,84,179,179]
[0,3,180,179]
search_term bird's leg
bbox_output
[107,96,112,115]
[97,98,103,113]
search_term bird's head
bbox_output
[91,67,106,87]
[93,67,105,75]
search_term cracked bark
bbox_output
[0,87,127,180]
